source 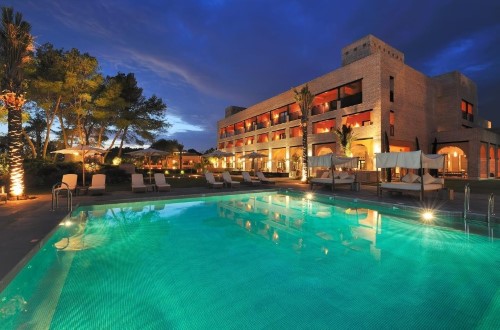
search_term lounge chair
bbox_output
[256,171,275,184]
[53,174,78,194]
[88,174,106,195]
[154,173,171,192]
[242,171,261,185]
[131,174,148,193]
[205,172,223,188]
[222,171,240,188]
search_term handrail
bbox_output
[51,182,73,212]
[487,193,495,239]
[463,184,470,233]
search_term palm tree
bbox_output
[293,84,315,182]
[334,124,355,157]
[0,7,33,198]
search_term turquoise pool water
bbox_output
[1,192,499,329]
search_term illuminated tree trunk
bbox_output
[294,84,314,182]
[301,121,308,181]
[5,94,26,197]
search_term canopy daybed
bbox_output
[375,150,445,201]
[309,154,358,191]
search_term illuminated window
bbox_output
[271,106,288,125]
[343,110,372,127]
[312,88,338,115]
[313,119,335,134]
[340,80,362,108]
[289,126,303,138]
[461,100,473,122]
[257,133,269,143]
[288,103,302,121]
[272,129,286,140]
[256,113,271,129]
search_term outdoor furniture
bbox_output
[256,171,275,184]
[131,174,148,193]
[242,171,261,185]
[88,174,106,195]
[205,172,223,188]
[376,151,445,201]
[154,173,171,192]
[54,174,78,194]
[222,171,240,188]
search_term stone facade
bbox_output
[217,35,500,179]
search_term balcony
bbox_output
[288,112,302,121]
[257,122,270,129]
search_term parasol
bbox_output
[52,145,106,186]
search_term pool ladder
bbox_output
[51,182,73,212]
[464,184,495,239]
[463,184,470,233]
[487,193,495,239]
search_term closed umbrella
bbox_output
[52,145,106,186]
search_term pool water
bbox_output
[1,192,499,329]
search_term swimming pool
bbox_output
[1,192,499,329]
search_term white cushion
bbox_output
[422,172,435,184]
[338,172,350,180]
[333,171,341,178]
[320,171,330,178]
[402,172,419,183]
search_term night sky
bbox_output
[3,0,499,152]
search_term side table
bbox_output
[76,186,89,196]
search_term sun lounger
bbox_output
[242,171,261,185]
[88,174,106,195]
[131,174,148,192]
[205,172,223,188]
[53,174,78,194]
[222,171,240,188]
[154,173,171,192]
[256,171,275,184]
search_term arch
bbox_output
[489,145,496,178]
[437,146,468,177]
[352,143,368,170]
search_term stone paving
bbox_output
[0,178,497,290]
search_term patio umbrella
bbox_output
[126,148,169,182]
[240,151,267,174]
[52,145,106,186]
[202,150,235,158]
[202,150,235,169]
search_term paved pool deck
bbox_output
[0,178,497,290]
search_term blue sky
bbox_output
[3,0,500,152]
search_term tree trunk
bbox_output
[302,123,308,181]
[22,128,37,158]
[117,126,129,158]
[42,95,61,158]
[103,129,122,163]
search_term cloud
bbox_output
[164,113,205,135]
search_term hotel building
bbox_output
[217,35,500,180]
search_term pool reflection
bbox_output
[217,194,382,260]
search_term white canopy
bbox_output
[375,150,444,169]
[309,153,358,168]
